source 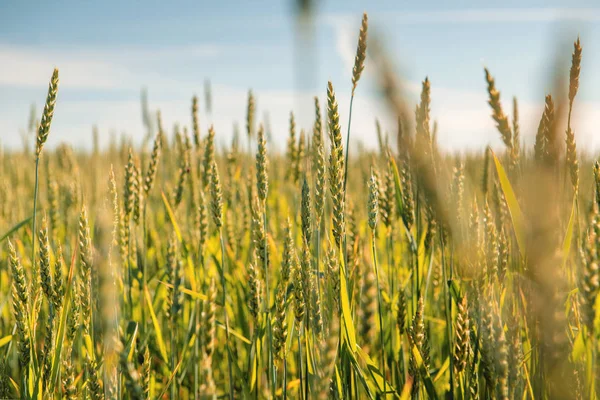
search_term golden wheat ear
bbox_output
[484,67,512,150]
[351,13,368,95]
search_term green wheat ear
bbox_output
[246,89,255,140]
[368,171,379,230]
[144,131,162,196]
[192,95,201,148]
[247,251,261,320]
[327,81,345,249]
[8,239,31,369]
[36,68,59,157]
[273,281,288,361]
[209,160,223,228]
[301,179,312,244]
[256,123,268,203]
[312,96,326,224]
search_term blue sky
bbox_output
[2,1,600,152]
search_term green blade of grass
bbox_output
[154,357,183,400]
[0,335,11,348]
[144,287,169,363]
[491,150,526,257]
[339,250,357,351]
[123,322,139,361]
[50,248,77,387]
[157,280,208,301]
[356,344,396,395]
[0,216,33,243]
[216,321,251,345]
[161,192,198,292]
[390,157,405,225]
[562,193,577,269]
[344,343,375,400]
[411,345,439,400]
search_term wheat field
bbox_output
[0,11,598,400]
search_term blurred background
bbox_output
[1,0,599,152]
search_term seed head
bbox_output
[201,277,217,360]
[166,234,183,321]
[313,97,326,223]
[293,256,306,326]
[400,162,414,229]
[351,13,368,95]
[566,127,579,193]
[53,244,65,311]
[368,171,379,230]
[569,37,582,105]
[273,282,288,361]
[123,149,137,217]
[512,97,520,167]
[192,95,201,148]
[144,131,162,196]
[286,112,298,179]
[39,215,54,302]
[36,68,59,157]
[209,161,223,229]
[484,68,512,149]
[203,126,216,188]
[453,295,470,374]
[301,179,312,243]
[327,82,345,248]
[247,252,261,320]
[256,124,268,203]
[247,90,255,139]
[281,218,297,285]
[397,289,407,335]
[8,239,31,368]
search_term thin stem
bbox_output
[255,329,260,400]
[195,236,205,400]
[247,326,259,399]
[142,204,148,331]
[387,230,395,384]
[21,373,28,400]
[314,221,323,336]
[440,234,454,396]
[371,230,386,397]
[194,298,199,400]
[32,156,40,274]
[343,94,355,192]
[219,230,235,400]
[170,319,176,400]
[297,328,305,400]
[283,352,288,400]
[263,206,275,398]
[304,325,309,398]
[127,217,134,319]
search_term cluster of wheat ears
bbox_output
[0,12,598,400]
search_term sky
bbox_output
[1,0,600,153]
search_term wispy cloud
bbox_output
[2,10,600,154]
[322,8,600,27]
[324,8,599,153]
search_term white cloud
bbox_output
[0,44,220,90]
